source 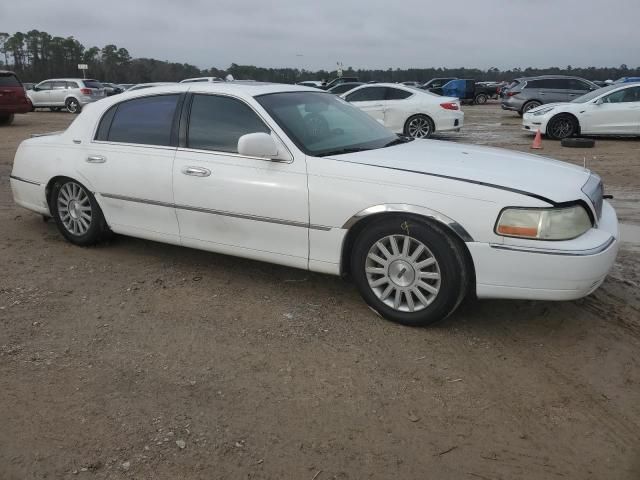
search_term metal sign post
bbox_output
[77,64,88,79]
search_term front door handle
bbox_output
[182,166,211,177]
[86,155,106,163]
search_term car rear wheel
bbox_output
[350,217,469,326]
[65,98,81,114]
[51,178,109,246]
[547,114,578,140]
[521,100,542,114]
[0,113,15,126]
[474,93,488,104]
[404,115,435,138]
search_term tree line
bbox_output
[1,30,638,84]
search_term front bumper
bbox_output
[469,201,619,301]
[522,113,551,135]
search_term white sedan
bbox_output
[340,83,463,138]
[523,83,640,139]
[10,83,618,326]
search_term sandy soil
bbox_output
[1,107,639,479]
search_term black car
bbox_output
[421,77,457,95]
[101,82,125,96]
[326,82,364,95]
[321,77,359,90]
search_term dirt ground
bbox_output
[1,105,639,480]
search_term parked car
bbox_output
[119,84,136,90]
[10,83,618,326]
[501,75,599,116]
[343,83,463,138]
[421,78,457,95]
[0,70,32,125]
[327,82,364,95]
[441,79,498,104]
[401,81,422,87]
[22,82,35,91]
[523,83,640,139]
[126,82,177,92]
[296,81,323,88]
[180,77,224,83]
[101,82,124,96]
[613,77,640,84]
[321,77,359,90]
[27,78,106,113]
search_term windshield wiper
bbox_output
[317,147,371,157]
[384,135,414,147]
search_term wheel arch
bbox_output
[44,175,110,227]
[404,113,436,134]
[339,206,476,292]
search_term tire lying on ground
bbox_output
[560,137,595,148]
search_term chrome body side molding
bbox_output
[341,204,474,242]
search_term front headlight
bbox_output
[532,106,555,116]
[496,205,592,240]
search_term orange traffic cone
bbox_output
[531,129,543,150]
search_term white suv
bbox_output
[27,78,106,113]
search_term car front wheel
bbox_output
[546,114,578,140]
[51,179,109,245]
[350,218,469,326]
[0,113,15,126]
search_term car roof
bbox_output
[114,82,319,99]
[514,75,590,81]
[37,78,99,82]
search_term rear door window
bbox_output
[187,94,270,153]
[386,88,412,100]
[345,87,387,102]
[99,94,180,146]
[0,74,21,87]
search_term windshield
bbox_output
[571,84,616,103]
[256,91,398,157]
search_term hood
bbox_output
[327,139,591,203]
[527,102,567,113]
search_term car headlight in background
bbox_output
[496,205,592,240]
[531,106,555,116]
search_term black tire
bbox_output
[0,113,14,126]
[404,114,435,138]
[521,100,541,114]
[561,137,595,148]
[65,97,81,114]
[474,93,488,105]
[350,217,469,326]
[50,178,109,246]
[547,114,578,140]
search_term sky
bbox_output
[1,0,639,71]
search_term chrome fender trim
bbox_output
[341,204,474,242]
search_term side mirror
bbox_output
[594,98,604,105]
[237,132,280,160]
[32,86,39,91]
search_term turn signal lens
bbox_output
[496,206,592,240]
[440,102,459,110]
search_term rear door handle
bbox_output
[182,166,211,177]
[86,155,106,163]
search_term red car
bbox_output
[0,70,32,125]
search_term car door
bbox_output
[50,81,68,105]
[344,86,387,123]
[172,93,309,269]
[382,87,414,130]
[30,80,53,106]
[567,79,595,102]
[537,78,571,104]
[581,86,640,135]
[82,94,182,243]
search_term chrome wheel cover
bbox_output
[57,182,92,236]
[523,102,540,112]
[67,100,78,113]
[365,234,441,313]
[407,117,432,138]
